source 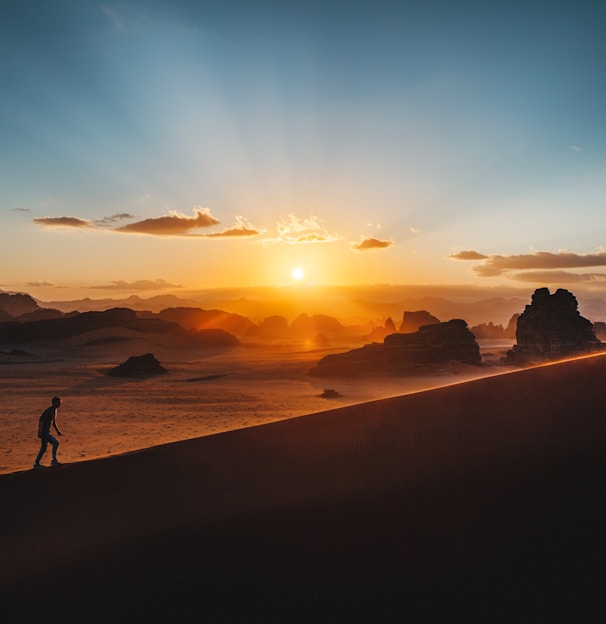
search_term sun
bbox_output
[291,267,304,281]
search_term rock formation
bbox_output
[505,288,603,365]
[156,307,253,336]
[319,389,341,398]
[0,292,41,317]
[309,319,480,377]
[245,315,289,339]
[0,307,240,348]
[385,317,397,334]
[289,314,349,340]
[108,353,167,377]
[364,317,398,342]
[398,310,440,333]
[470,314,518,340]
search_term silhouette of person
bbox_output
[34,397,63,468]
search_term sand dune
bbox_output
[1,354,604,622]
[0,341,511,475]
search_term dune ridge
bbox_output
[1,355,605,621]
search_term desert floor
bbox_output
[1,339,513,474]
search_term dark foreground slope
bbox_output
[1,356,605,623]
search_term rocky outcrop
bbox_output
[0,307,240,348]
[505,288,603,365]
[0,308,149,343]
[399,310,440,333]
[245,315,289,339]
[471,314,518,340]
[156,307,253,336]
[16,308,65,322]
[108,353,167,377]
[289,314,349,340]
[0,293,62,322]
[364,317,398,342]
[0,292,41,317]
[365,311,439,343]
[385,317,397,334]
[319,389,341,398]
[309,319,480,377]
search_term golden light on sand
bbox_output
[292,267,304,281]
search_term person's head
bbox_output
[51,397,61,408]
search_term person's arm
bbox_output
[52,413,62,436]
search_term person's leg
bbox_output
[47,433,60,461]
[35,436,49,465]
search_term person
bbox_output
[34,397,63,468]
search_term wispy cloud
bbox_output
[115,208,220,236]
[10,207,30,212]
[91,279,182,291]
[263,214,341,245]
[409,226,421,235]
[508,270,606,284]
[449,250,489,261]
[33,216,92,228]
[26,281,54,287]
[95,213,136,227]
[31,206,270,241]
[450,249,606,279]
[569,145,582,152]
[475,251,606,277]
[204,216,265,238]
[100,5,125,30]
[350,237,394,252]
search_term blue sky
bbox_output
[2,0,606,299]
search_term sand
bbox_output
[0,348,604,622]
[0,339,512,475]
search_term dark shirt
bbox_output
[39,406,55,435]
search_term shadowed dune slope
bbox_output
[1,355,605,622]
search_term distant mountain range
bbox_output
[2,286,606,344]
[6,286,533,326]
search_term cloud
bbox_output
[451,249,606,282]
[91,279,182,291]
[409,226,421,235]
[95,213,136,227]
[204,216,265,238]
[101,5,125,29]
[34,216,92,228]
[115,208,220,236]
[569,145,582,152]
[26,281,54,287]
[449,250,489,261]
[508,270,606,284]
[31,207,263,241]
[10,207,30,212]
[350,237,394,252]
[263,214,341,245]
[471,251,606,277]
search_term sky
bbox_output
[2,0,606,301]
